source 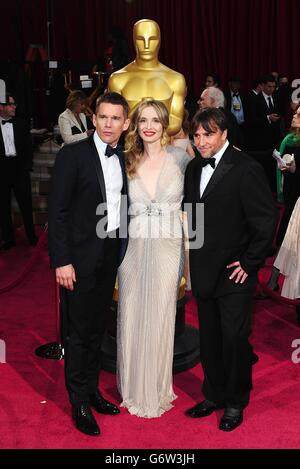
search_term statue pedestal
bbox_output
[101,278,200,373]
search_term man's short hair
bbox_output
[95,92,129,117]
[191,108,229,135]
[261,74,276,84]
[253,76,263,89]
[206,87,225,108]
[229,75,241,83]
[0,92,14,105]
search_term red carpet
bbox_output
[1,229,300,449]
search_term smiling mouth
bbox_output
[143,131,156,136]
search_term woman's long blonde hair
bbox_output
[125,100,170,178]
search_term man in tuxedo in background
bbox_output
[184,108,277,431]
[49,92,130,436]
[245,74,282,190]
[243,76,263,149]
[0,93,37,249]
[224,76,246,146]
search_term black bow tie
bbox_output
[105,144,123,158]
[232,93,239,98]
[1,119,13,125]
[201,157,216,168]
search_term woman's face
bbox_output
[205,75,216,88]
[137,106,163,144]
[292,109,300,128]
[73,100,86,115]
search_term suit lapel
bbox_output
[0,119,18,156]
[117,151,128,195]
[67,109,82,131]
[195,158,202,202]
[88,136,107,203]
[201,145,234,201]
[0,125,5,156]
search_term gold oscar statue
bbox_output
[108,19,186,135]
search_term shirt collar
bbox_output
[262,91,272,101]
[0,116,12,123]
[93,131,120,157]
[212,140,229,166]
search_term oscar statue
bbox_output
[108,19,186,135]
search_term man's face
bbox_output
[134,21,160,61]
[93,103,130,147]
[193,123,227,158]
[197,90,214,109]
[0,96,16,119]
[279,77,289,87]
[262,81,276,96]
[230,81,241,93]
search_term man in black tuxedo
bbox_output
[224,76,247,149]
[245,74,282,191]
[48,92,130,436]
[243,77,263,149]
[0,93,37,249]
[183,108,277,431]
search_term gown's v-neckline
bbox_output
[136,151,168,201]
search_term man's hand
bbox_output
[268,113,280,122]
[226,261,248,284]
[55,264,76,290]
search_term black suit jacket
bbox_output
[183,144,277,298]
[0,117,33,171]
[48,134,128,277]
[246,93,282,150]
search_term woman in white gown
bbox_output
[117,100,190,418]
[273,196,300,300]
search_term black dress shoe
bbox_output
[28,235,38,246]
[219,408,243,432]
[251,352,259,365]
[72,404,100,436]
[0,241,16,250]
[89,390,120,415]
[185,399,224,418]
[255,284,279,300]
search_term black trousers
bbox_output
[0,160,35,243]
[197,290,254,409]
[64,234,120,406]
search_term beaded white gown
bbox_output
[274,196,300,299]
[117,146,190,418]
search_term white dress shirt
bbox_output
[262,92,276,124]
[0,117,16,156]
[93,131,123,232]
[262,91,274,109]
[200,140,229,197]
